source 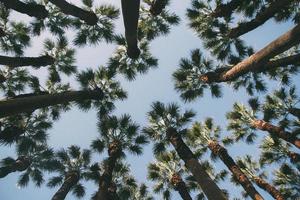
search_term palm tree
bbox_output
[148,151,193,200]
[149,0,169,16]
[273,164,300,199]
[237,155,284,200]
[143,102,226,200]
[47,145,95,200]
[227,103,300,149]
[91,114,149,200]
[0,145,57,187]
[188,119,263,200]
[125,183,154,200]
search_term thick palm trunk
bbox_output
[252,119,300,149]
[253,176,284,200]
[208,141,264,200]
[166,128,227,200]
[0,90,103,118]
[121,0,140,59]
[48,0,97,25]
[200,24,300,83]
[0,156,31,178]
[51,172,79,200]
[0,0,48,19]
[150,0,168,16]
[0,55,54,68]
[211,0,241,18]
[171,173,193,200]
[95,142,121,200]
[288,107,300,120]
[228,0,294,38]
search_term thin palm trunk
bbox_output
[48,0,97,25]
[171,173,193,200]
[228,0,294,38]
[252,119,300,149]
[252,176,284,200]
[211,0,241,18]
[288,107,300,120]
[0,0,48,19]
[121,0,140,59]
[166,128,227,200]
[0,55,54,68]
[208,141,264,200]
[0,90,103,118]
[200,24,300,83]
[150,0,168,16]
[0,156,31,178]
[51,172,79,200]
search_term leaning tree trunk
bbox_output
[95,141,121,200]
[0,156,31,178]
[0,0,48,19]
[228,0,295,38]
[200,23,300,83]
[252,176,284,200]
[0,89,104,118]
[171,173,193,200]
[166,128,227,200]
[48,0,98,25]
[121,0,140,59]
[0,55,54,68]
[288,107,300,120]
[208,141,264,200]
[51,171,79,200]
[251,119,300,149]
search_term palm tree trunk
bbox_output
[208,141,264,200]
[0,156,31,178]
[251,119,300,149]
[150,0,168,16]
[200,24,300,83]
[288,107,300,120]
[0,0,48,19]
[0,90,103,118]
[0,55,54,68]
[121,0,140,59]
[228,0,294,38]
[51,172,79,200]
[211,0,241,18]
[48,0,97,25]
[171,173,193,200]
[253,176,284,200]
[166,128,227,200]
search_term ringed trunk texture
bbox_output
[166,128,227,200]
[228,0,294,38]
[95,142,121,200]
[200,24,300,83]
[251,119,300,149]
[48,0,98,25]
[0,0,48,19]
[171,173,193,200]
[211,0,241,18]
[0,55,55,68]
[150,0,168,16]
[288,107,300,120]
[0,90,103,118]
[208,141,264,200]
[0,156,31,178]
[253,176,284,200]
[51,172,79,200]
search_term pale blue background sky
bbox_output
[0,0,297,199]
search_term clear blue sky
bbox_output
[0,1,297,199]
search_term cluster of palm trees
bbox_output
[1,0,300,199]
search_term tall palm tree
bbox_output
[143,102,226,200]
[237,155,284,200]
[188,119,263,200]
[227,103,300,149]
[91,114,149,200]
[0,145,58,187]
[47,145,95,200]
[148,151,193,200]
